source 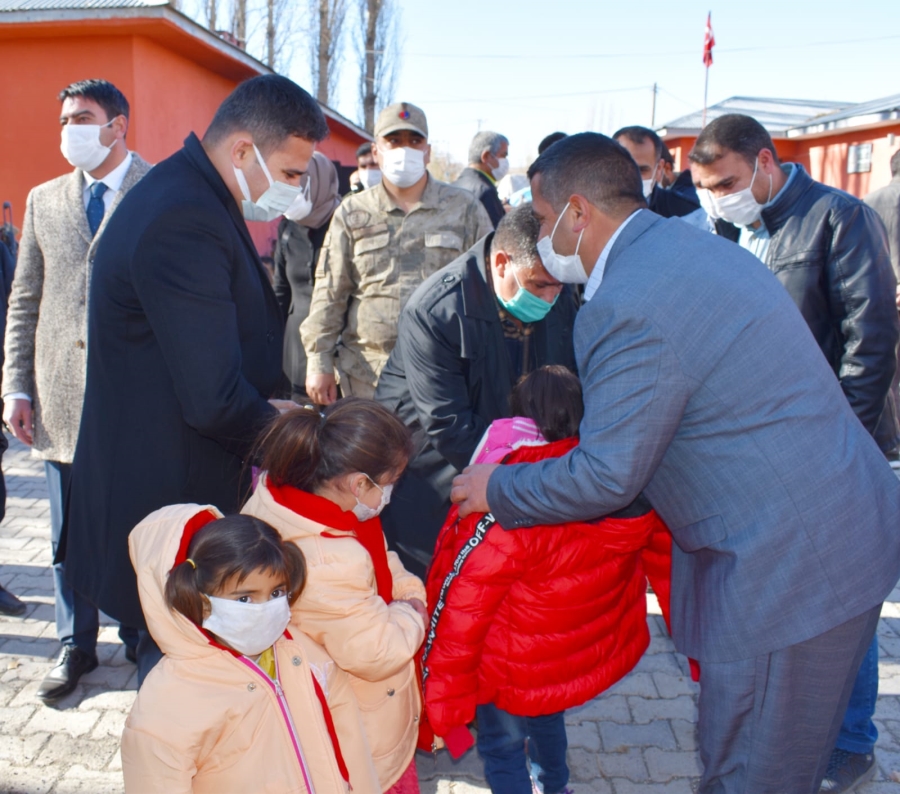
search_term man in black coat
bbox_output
[64,75,330,682]
[454,130,509,228]
[375,204,578,575]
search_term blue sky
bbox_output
[308,0,900,168]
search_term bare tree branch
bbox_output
[356,0,402,133]
[308,0,348,105]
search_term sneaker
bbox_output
[820,748,876,792]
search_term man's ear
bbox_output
[424,143,432,167]
[112,115,128,141]
[568,194,592,233]
[492,249,510,278]
[230,137,255,169]
[758,147,779,173]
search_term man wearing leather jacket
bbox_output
[690,113,899,794]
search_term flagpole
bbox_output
[702,66,709,128]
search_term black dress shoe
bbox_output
[0,584,26,617]
[36,646,98,703]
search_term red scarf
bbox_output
[267,481,394,604]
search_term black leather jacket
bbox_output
[760,165,900,452]
[375,234,578,573]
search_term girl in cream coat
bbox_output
[122,503,380,794]
[243,398,427,793]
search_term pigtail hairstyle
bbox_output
[510,365,584,442]
[165,514,307,626]
[253,397,414,491]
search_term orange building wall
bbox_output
[804,125,900,197]
[0,19,368,256]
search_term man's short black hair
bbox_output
[203,75,330,154]
[527,132,645,216]
[58,79,129,122]
[890,148,900,179]
[356,142,373,159]
[492,203,541,269]
[538,132,567,155]
[613,125,664,160]
[689,113,781,169]
[661,143,675,166]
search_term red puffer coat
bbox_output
[422,437,672,739]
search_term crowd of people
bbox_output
[0,71,899,794]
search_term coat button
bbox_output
[442,275,454,283]
[387,688,395,696]
[292,656,302,666]
[247,682,256,692]
[75,340,85,349]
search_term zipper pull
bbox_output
[274,680,284,698]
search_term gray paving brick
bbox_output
[645,747,704,781]
[629,695,697,724]
[596,747,649,780]
[600,721,677,752]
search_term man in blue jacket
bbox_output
[451,132,900,794]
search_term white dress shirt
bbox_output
[583,209,641,302]
[82,150,133,213]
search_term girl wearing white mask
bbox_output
[243,398,428,794]
[122,508,380,793]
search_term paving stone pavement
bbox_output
[1,434,900,793]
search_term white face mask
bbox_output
[282,180,313,222]
[535,202,588,285]
[352,475,393,521]
[642,163,659,199]
[233,143,305,223]
[492,157,510,181]
[202,594,290,657]
[359,167,382,190]
[380,146,427,189]
[697,157,772,227]
[60,121,116,172]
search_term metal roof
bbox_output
[658,96,849,138]
[787,93,900,138]
[0,0,167,8]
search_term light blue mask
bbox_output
[498,268,558,323]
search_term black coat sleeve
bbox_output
[130,205,276,458]
[399,303,488,471]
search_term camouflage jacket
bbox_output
[301,176,493,387]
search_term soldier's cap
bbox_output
[374,102,428,140]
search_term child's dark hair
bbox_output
[510,365,584,442]
[165,514,306,626]
[253,397,414,492]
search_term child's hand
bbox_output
[398,598,428,623]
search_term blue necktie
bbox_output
[87,181,108,237]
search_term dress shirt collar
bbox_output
[83,151,133,193]
[583,209,641,302]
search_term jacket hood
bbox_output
[128,503,226,660]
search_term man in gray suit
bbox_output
[2,79,151,704]
[451,133,900,793]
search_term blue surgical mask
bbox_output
[498,267,558,323]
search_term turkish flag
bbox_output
[703,12,715,67]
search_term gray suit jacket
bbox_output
[487,209,900,663]
[2,155,152,462]
[865,176,900,282]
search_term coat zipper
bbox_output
[237,654,321,794]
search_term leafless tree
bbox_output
[306,0,348,105]
[206,0,217,30]
[232,0,248,47]
[356,0,401,133]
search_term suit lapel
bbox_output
[90,154,149,254]
[66,169,92,247]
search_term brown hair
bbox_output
[165,514,306,626]
[254,397,413,492]
[510,365,584,442]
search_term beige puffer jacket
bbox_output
[122,503,380,794]
[243,477,427,791]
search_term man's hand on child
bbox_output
[450,464,498,517]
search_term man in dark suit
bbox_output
[452,133,900,793]
[65,75,329,683]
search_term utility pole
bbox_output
[651,82,657,128]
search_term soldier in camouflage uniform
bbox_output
[301,102,493,403]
